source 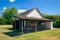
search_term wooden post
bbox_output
[24,20,26,27]
[26,20,28,32]
[22,20,24,34]
[35,21,36,32]
[15,20,16,30]
[27,20,28,32]
[35,21,37,32]
[19,20,20,29]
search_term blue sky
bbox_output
[0,0,60,16]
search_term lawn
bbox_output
[0,25,60,40]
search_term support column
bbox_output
[15,20,16,30]
[35,21,37,32]
[22,20,24,34]
[24,20,26,27]
[13,21,15,29]
[19,20,20,29]
[26,20,28,29]
[26,20,28,32]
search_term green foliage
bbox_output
[0,17,5,25]
[43,14,60,21]
[54,20,60,28]
[2,7,18,24]
[43,14,60,28]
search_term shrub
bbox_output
[54,20,60,28]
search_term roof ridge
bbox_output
[18,8,36,16]
[19,8,37,15]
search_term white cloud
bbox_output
[3,7,7,11]
[17,9,26,14]
[9,0,15,3]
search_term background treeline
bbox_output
[43,14,60,28]
[0,7,60,28]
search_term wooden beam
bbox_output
[25,20,28,33]
[19,20,20,29]
[15,20,16,30]
[24,20,26,27]
[26,20,28,31]
[35,21,37,32]
[22,20,24,34]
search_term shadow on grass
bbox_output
[3,28,22,37]
[3,27,47,37]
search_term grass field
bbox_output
[0,25,60,40]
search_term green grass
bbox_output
[0,25,60,40]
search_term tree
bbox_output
[2,7,18,24]
[0,17,5,25]
[43,14,60,28]
[54,20,60,28]
[43,14,60,21]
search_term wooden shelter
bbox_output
[13,8,53,34]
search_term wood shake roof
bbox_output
[18,8,43,18]
[14,8,52,22]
